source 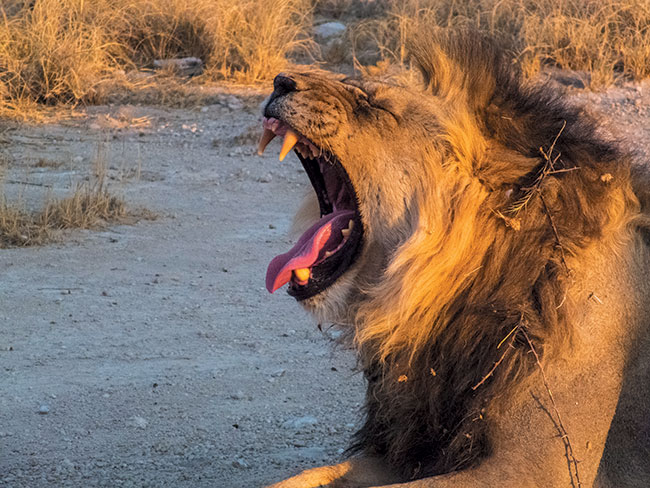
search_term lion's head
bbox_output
[259,30,645,478]
[260,31,631,340]
[259,66,435,322]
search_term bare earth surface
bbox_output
[1,80,649,488]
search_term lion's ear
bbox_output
[408,28,517,113]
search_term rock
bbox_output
[282,415,318,430]
[295,447,327,460]
[270,368,286,378]
[129,416,148,429]
[153,57,203,77]
[229,391,248,400]
[232,458,250,469]
[314,22,346,40]
[38,405,50,415]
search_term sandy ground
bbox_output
[1,79,649,488]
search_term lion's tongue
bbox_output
[266,210,355,293]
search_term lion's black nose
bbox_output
[273,74,297,96]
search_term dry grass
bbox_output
[348,0,650,87]
[1,0,650,113]
[0,152,127,247]
[0,0,312,113]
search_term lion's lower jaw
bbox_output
[299,271,360,326]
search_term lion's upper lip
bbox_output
[259,117,363,299]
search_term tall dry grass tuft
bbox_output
[0,0,312,111]
[348,0,650,87]
[519,0,650,85]
[0,150,127,248]
[1,0,650,111]
[39,181,126,232]
[0,0,123,106]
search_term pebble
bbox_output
[38,405,50,415]
[130,416,148,429]
[282,415,318,430]
[294,447,327,460]
[314,22,346,40]
[229,391,248,400]
[232,458,250,469]
[270,369,286,378]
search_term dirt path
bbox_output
[1,80,649,488]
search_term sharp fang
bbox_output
[324,251,334,258]
[279,129,299,161]
[257,128,276,156]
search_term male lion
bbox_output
[258,30,650,487]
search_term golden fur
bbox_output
[265,29,650,487]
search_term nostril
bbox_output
[273,74,297,95]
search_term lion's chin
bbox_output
[298,268,360,326]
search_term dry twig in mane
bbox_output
[522,329,582,488]
[471,320,522,391]
[508,121,568,216]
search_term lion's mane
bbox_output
[348,31,646,480]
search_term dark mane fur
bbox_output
[350,30,639,480]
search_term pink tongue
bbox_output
[266,210,355,293]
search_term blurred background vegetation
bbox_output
[1,0,649,113]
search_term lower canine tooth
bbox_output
[257,128,276,156]
[279,129,299,161]
[341,220,354,238]
[293,268,310,282]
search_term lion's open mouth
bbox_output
[259,117,363,300]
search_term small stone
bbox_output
[130,416,148,429]
[153,57,203,77]
[38,405,50,415]
[229,391,247,400]
[232,458,249,469]
[282,415,318,430]
[314,22,346,40]
[270,369,286,378]
[295,447,327,460]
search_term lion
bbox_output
[257,30,650,487]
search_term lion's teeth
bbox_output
[341,220,354,239]
[279,129,299,161]
[257,128,276,156]
[293,268,310,282]
[324,251,333,258]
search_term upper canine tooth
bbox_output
[279,129,299,161]
[257,128,276,156]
